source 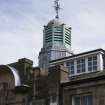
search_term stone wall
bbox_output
[62,72,105,105]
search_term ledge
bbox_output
[61,70,105,87]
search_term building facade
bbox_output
[1,56,105,105]
[0,1,105,105]
[62,70,105,105]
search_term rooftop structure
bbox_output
[39,1,73,70]
[50,48,105,76]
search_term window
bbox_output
[77,59,85,73]
[88,55,97,71]
[66,61,74,75]
[73,95,92,105]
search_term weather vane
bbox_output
[54,0,61,19]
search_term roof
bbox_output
[50,48,105,63]
[47,18,64,26]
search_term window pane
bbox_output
[74,95,92,105]
[93,56,97,60]
[66,61,74,75]
[77,65,80,68]
[71,70,74,74]
[81,96,87,105]
[77,58,85,73]
[88,95,92,105]
[93,66,97,71]
[82,59,85,63]
[75,97,80,105]
[88,67,92,71]
[88,62,92,66]
[71,66,74,70]
[88,57,92,61]
[71,62,74,65]
[93,61,97,65]
[77,60,80,64]
[82,64,85,69]
[77,69,80,73]
[88,55,97,72]
[82,69,85,72]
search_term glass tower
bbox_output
[39,18,73,69]
[43,19,71,49]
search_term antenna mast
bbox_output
[54,0,61,19]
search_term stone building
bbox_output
[0,1,105,105]
[0,58,69,105]
[0,49,105,105]
[0,58,33,105]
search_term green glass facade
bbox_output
[43,19,71,48]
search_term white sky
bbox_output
[0,0,105,66]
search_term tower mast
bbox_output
[54,0,61,19]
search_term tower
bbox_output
[39,0,73,69]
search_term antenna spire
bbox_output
[54,0,61,19]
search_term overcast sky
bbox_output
[0,0,105,66]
